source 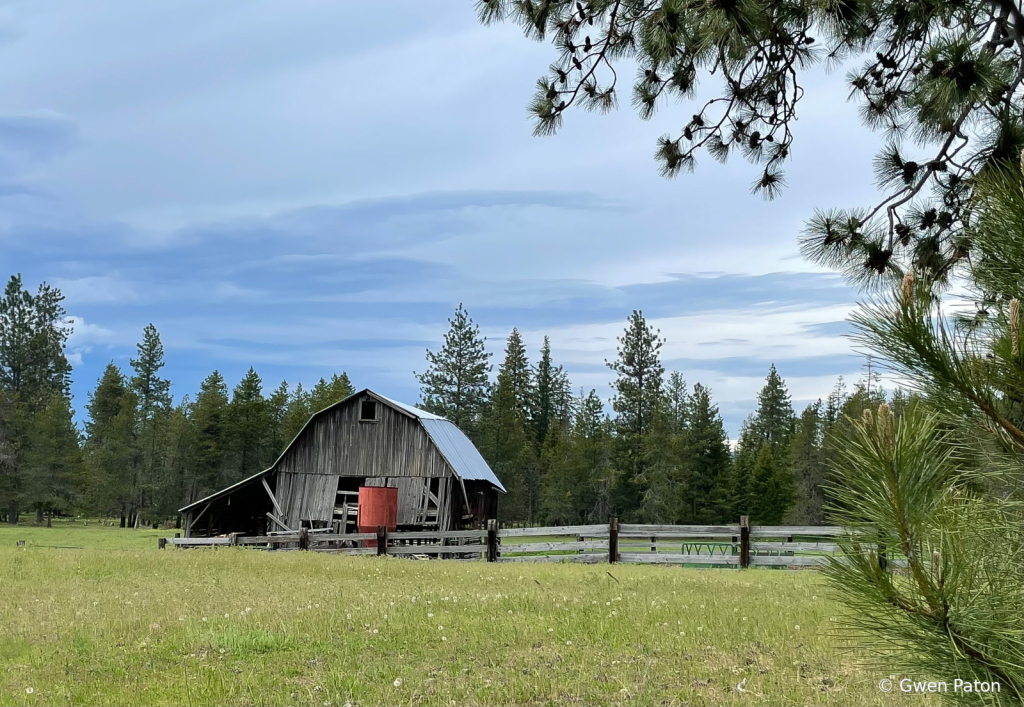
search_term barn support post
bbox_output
[739,516,750,569]
[229,532,240,547]
[486,519,497,562]
[608,517,619,563]
[376,526,387,556]
[298,528,309,551]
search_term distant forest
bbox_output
[0,275,900,527]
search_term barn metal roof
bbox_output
[418,419,505,492]
[376,394,506,493]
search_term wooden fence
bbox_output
[160,516,903,570]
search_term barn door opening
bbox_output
[333,477,365,533]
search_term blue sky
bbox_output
[0,1,885,437]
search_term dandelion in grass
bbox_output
[441,636,447,641]
[393,678,402,688]
[565,640,572,645]
[373,629,379,634]
[794,625,800,630]
[26,687,34,694]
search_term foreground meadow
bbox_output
[0,523,926,707]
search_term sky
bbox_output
[0,1,889,437]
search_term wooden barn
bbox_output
[178,389,505,537]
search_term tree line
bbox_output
[0,287,356,526]
[415,306,903,526]
[0,278,881,529]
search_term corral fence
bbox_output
[160,516,901,570]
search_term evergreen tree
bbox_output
[731,365,797,518]
[607,310,664,518]
[0,275,74,523]
[282,382,312,443]
[190,370,230,495]
[786,401,827,524]
[266,380,290,461]
[227,367,270,483]
[572,389,613,522]
[307,373,354,414]
[748,442,794,525]
[416,304,491,434]
[480,0,1023,285]
[22,391,81,522]
[129,324,172,525]
[83,363,138,518]
[480,329,535,520]
[530,337,557,446]
[730,415,758,517]
[752,363,795,451]
[685,383,732,523]
[821,154,1023,698]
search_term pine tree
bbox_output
[307,373,354,414]
[752,364,795,451]
[227,367,270,483]
[190,371,229,495]
[748,442,794,525]
[83,363,138,518]
[22,391,81,522]
[686,383,732,523]
[0,275,74,524]
[730,416,758,517]
[266,380,290,462]
[530,337,556,446]
[607,310,664,518]
[130,324,172,524]
[786,401,826,524]
[572,389,613,522]
[480,329,535,520]
[282,382,311,443]
[481,1,1023,285]
[416,304,491,434]
[821,153,1023,699]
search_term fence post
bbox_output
[486,519,497,562]
[158,537,166,550]
[299,527,309,551]
[739,516,750,569]
[376,526,387,556]
[608,517,619,563]
[229,532,239,547]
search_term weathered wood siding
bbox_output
[276,472,340,527]
[276,398,452,478]
[274,397,456,528]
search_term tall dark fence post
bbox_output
[608,517,619,563]
[299,527,309,551]
[229,532,239,547]
[486,519,497,562]
[158,537,166,550]
[376,526,387,556]
[739,516,750,569]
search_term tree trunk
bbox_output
[35,508,43,525]
[7,500,17,525]
[120,508,126,528]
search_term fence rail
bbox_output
[161,516,892,571]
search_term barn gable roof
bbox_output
[179,389,503,512]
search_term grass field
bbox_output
[0,522,928,707]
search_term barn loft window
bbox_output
[359,399,378,422]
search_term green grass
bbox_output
[0,521,930,706]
